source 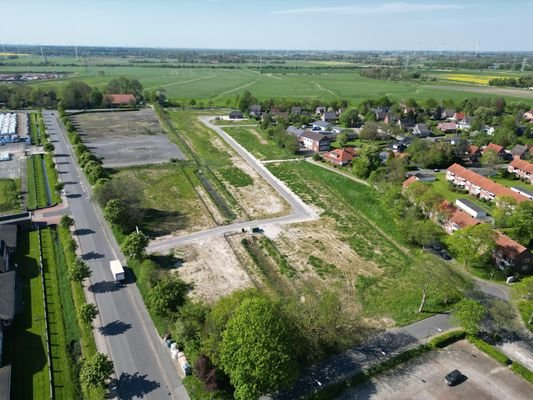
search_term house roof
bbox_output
[485,143,504,154]
[450,208,480,229]
[104,94,136,105]
[286,126,305,136]
[0,270,15,320]
[250,104,262,112]
[0,366,11,400]
[467,144,480,155]
[447,163,528,203]
[323,111,337,119]
[229,110,243,116]
[455,198,486,214]
[323,148,356,163]
[437,122,457,131]
[511,144,527,157]
[510,157,533,174]
[414,123,430,131]
[496,232,528,259]
[454,112,466,120]
[312,120,331,128]
[0,225,17,248]
[512,186,533,197]
[301,131,329,142]
[402,175,418,188]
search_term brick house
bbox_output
[300,131,331,152]
[508,158,533,184]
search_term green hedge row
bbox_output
[466,335,512,366]
[511,362,533,385]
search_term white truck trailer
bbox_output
[110,260,125,282]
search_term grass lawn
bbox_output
[0,178,20,214]
[27,155,51,209]
[491,175,532,192]
[9,230,50,400]
[44,154,61,204]
[112,163,212,237]
[224,126,298,160]
[30,113,42,145]
[267,162,470,325]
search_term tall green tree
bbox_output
[452,298,486,334]
[104,199,128,229]
[352,144,381,178]
[339,108,361,128]
[69,258,92,283]
[78,303,99,325]
[148,276,189,317]
[508,201,533,246]
[220,296,297,400]
[79,353,114,390]
[121,231,148,260]
[446,224,497,267]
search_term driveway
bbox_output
[338,340,533,400]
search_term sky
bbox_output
[1,0,532,51]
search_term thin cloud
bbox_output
[273,2,464,15]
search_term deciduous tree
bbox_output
[79,353,114,390]
[446,224,497,267]
[452,298,486,334]
[121,232,148,260]
[78,303,99,325]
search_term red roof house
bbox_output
[322,147,357,166]
[104,94,136,107]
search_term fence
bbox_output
[36,226,55,400]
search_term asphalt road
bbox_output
[147,116,318,254]
[42,111,189,400]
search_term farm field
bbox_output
[2,63,532,104]
[224,126,298,160]
[0,178,20,214]
[265,161,470,326]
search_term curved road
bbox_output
[147,116,318,254]
[42,111,188,400]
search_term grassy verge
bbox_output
[27,155,50,209]
[224,126,296,160]
[40,227,80,398]
[30,112,42,145]
[511,362,533,385]
[56,225,104,400]
[267,161,469,325]
[516,300,533,333]
[8,230,50,400]
[44,153,61,204]
[0,178,20,214]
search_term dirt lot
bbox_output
[338,340,533,400]
[0,143,25,179]
[175,235,254,303]
[72,109,185,167]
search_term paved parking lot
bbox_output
[0,143,26,179]
[338,340,532,399]
[72,109,185,168]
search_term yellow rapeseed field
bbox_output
[441,74,505,85]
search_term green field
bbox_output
[267,161,470,325]
[224,126,298,160]
[9,230,50,400]
[2,63,532,105]
[27,154,51,209]
[0,178,20,214]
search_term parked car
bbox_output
[444,369,463,386]
[439,250,452,260]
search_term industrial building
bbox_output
[0,113,18,144]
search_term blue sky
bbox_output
[1,0,532,51]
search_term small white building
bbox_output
[455,198,487,218]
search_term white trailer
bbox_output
[110,260,125,282]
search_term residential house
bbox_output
[402,175,418,189]
[249,104,262,118]
[290,106,302,115]
[103,94,136,107]
[391,142,407,153]
[412,123,431,137]
[452,112,466,122]
[322,111,338,123]
[441,109,456,120]
[0,226,16,273]
[508,158,533,184]
[494,232,532,273]
[315,106,326,115]
[384,113,399,125]
[322,147,357,166]
[228,110,243,119]
[441,136,462,145]
[455,198,487,218]
[523,110,533,122]
[510,144,528,159]
[437,122,457,133]
[458,116,473,130]
[397,119,415,132]
[312,120,332,131]
[466,144,481,162]
[446,163,528,203]
[300,131,331,152]
[483,143,506,158]
[286,125,305,137]
[272,110,289,121]
[443,206,480,234]
[373,107,389,121]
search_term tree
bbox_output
[121,232,148,260]
[79,353,114,390]
[220,296,297,400]
[83,160,105,184]
[78,303,99,325]
[492,196,517,228]
[60,215,74,229]
[104,199,128,229]
[513,276,533,325]
[359,122,381,141]
[401,218,442,248]
[69,258,92,283]
[339,108,361,128]
[507,201,533,246]
[336,132,348,147]
[105,77,143,98]
[62,81,93,109]
[237,90,256,113]
[148,275,189,317]
[481,148,500,177]
[54,181,64,194]
[446,224,497,267]
[452,298,486,334]
[352,144,381,178]
[43,142,55,153]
